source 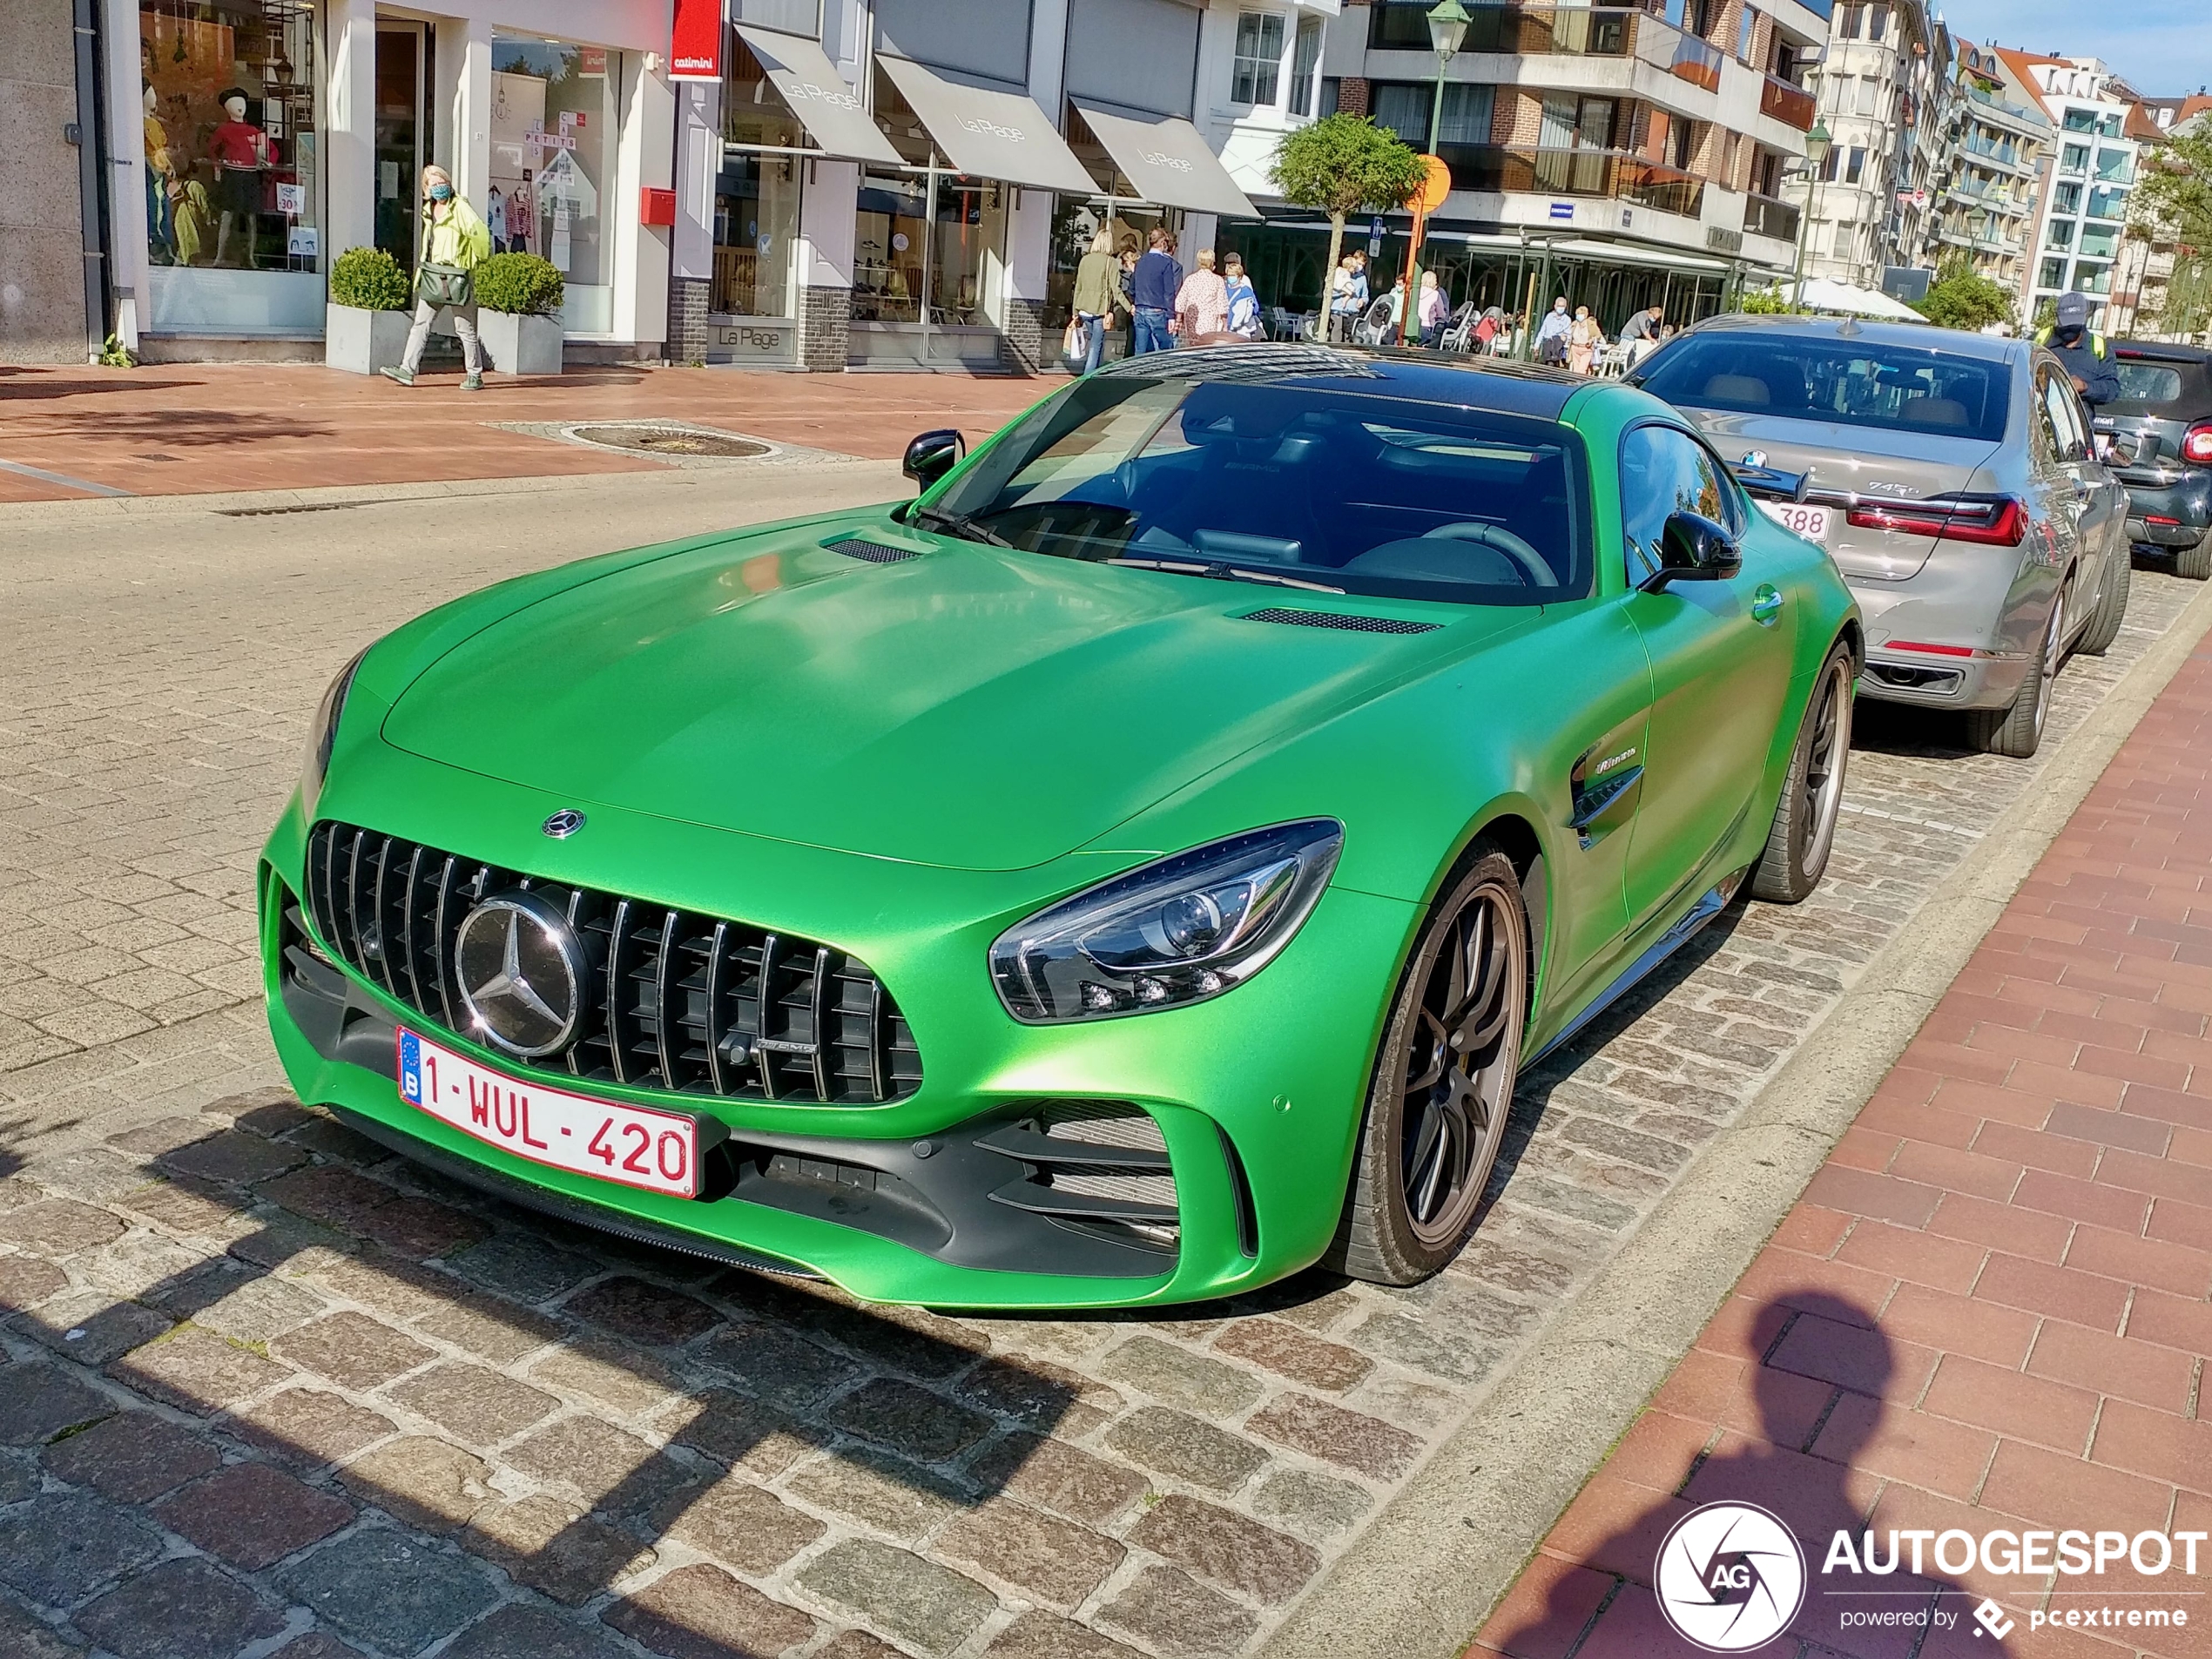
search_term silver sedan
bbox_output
[1633,314,2131,758]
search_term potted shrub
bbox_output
[475,253,565,376]
[325,246,412,374]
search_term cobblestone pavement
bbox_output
[1,473,2205,1659]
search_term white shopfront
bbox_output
[103,0,675,358]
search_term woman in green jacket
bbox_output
[383,165,495,390]
[1070,228,1130,374]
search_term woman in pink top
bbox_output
[1174,249,1230,345]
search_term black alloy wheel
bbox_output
[1750,640,1854,903]
[1330,843,1527,1285]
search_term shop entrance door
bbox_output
[374,23,427,269]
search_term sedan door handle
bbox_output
[1750,583,1784,625]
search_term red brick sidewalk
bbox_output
[1475,643,2212,1659]
[0,362,1043,504]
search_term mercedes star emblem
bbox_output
[542,808,588,839]
[453,892,588,1058]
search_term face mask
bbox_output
[430,184,453,201]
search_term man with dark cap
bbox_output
[2036,291,2119,407]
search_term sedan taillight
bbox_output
[2182,422,2212,466]
[1845,496,2027,548]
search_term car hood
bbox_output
[381,528,1517,872]
[1676,408,2004,581]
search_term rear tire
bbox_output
[1967,582,2067,759]
[1750,641,1854,903]
[2076,547,2130,657]
[1328,843,1527,1286]
[2177,533,2212,583]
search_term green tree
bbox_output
[1741,283,1792,314]
[1268,114,1430,313]
[2132,125,2212,254]
[1912,255,2015,332]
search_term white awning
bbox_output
[734,25,903,166]
[877,55,1098,194]
[1071,99,1257,219]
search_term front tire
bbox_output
[1328,844,1527,1286]
[1750,640,1853,903]
[2076,546,2130,657]
[1966,581,2067,759]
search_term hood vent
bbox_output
[1242,607,1439,636]
[826,536,921,564]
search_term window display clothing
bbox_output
[144,96,177,261]
[209,118,273,219]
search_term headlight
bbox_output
[300,649,368,816]
[990,819,1343,1023]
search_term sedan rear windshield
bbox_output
[1636,334,2013,443]
[926,374,1592,606]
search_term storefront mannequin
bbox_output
[144,81,178,265]
[208,87,273,267]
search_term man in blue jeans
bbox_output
[1131,227,1183,354]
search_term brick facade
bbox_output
[1335,78,1370,117]
[798,283,851,373]
[665,278,710,367]
[999,296,1044,376]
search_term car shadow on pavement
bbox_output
[1483,1292,2008,1658]
[0,1095,1087,1653]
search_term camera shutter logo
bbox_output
[1654,1501,1807,1652]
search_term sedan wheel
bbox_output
[1330,843,1527,1285]
[1968,581,2067,760]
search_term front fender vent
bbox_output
[304,822,920,1106]
[1242,607,1440,635]
[826,537,921,564]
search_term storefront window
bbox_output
[490,36,624,332]
[929,178,1003,325]
[712,153,801,317]
[855,171,927,323]
[139,0,320,330]
[1042,198,1172,337]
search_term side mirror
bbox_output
[903,428,965,489]
[1642,511,1742,591]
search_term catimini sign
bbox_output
[669,0,723,81]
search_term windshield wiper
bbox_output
[910,504,1013,548]
[1104,557,1345,594]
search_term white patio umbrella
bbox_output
[1786,277,1927,322]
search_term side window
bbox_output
[2030,367,2065,464]
[2039,368,2086,462]
[1621,425,1737,583]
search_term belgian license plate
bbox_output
[1759,501,1831,543]
[396,1028,703,1198]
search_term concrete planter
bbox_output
[479,309,563,376]
[324,303,409,374]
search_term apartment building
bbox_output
[1312,0,1829,330]
[2000,51,2147,329]
[1790,0,1950,289]
[1925,40,2051,297]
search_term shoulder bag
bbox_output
[417,208,474,308]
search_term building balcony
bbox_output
[1760,74,1817,132]
[1743,192,1801,240]
[1437,144,1705,218]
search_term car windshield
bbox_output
[923,370,1592,605]
[1635,333,2012,443]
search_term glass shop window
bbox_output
[490,35,624,331]
[713,152,802,317]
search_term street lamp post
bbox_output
[1403,0,1469,343]
[1788,117,1832,310]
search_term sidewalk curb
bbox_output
[1262,578,2212,1659]
[0,455,897,528]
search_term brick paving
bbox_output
[0,363,1042,503]
[3,458,2210,1658]
[1474,641,2212,1659]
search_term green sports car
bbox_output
[260,345,1859,1310]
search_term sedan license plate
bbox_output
[1759,501,1831,543]
[397,1028,705,1198]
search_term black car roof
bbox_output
[2113,340,2212,364]
[1091,342,1585,421]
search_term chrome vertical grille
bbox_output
[305,821,921,1105]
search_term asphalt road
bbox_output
[0,461,2202,1659]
